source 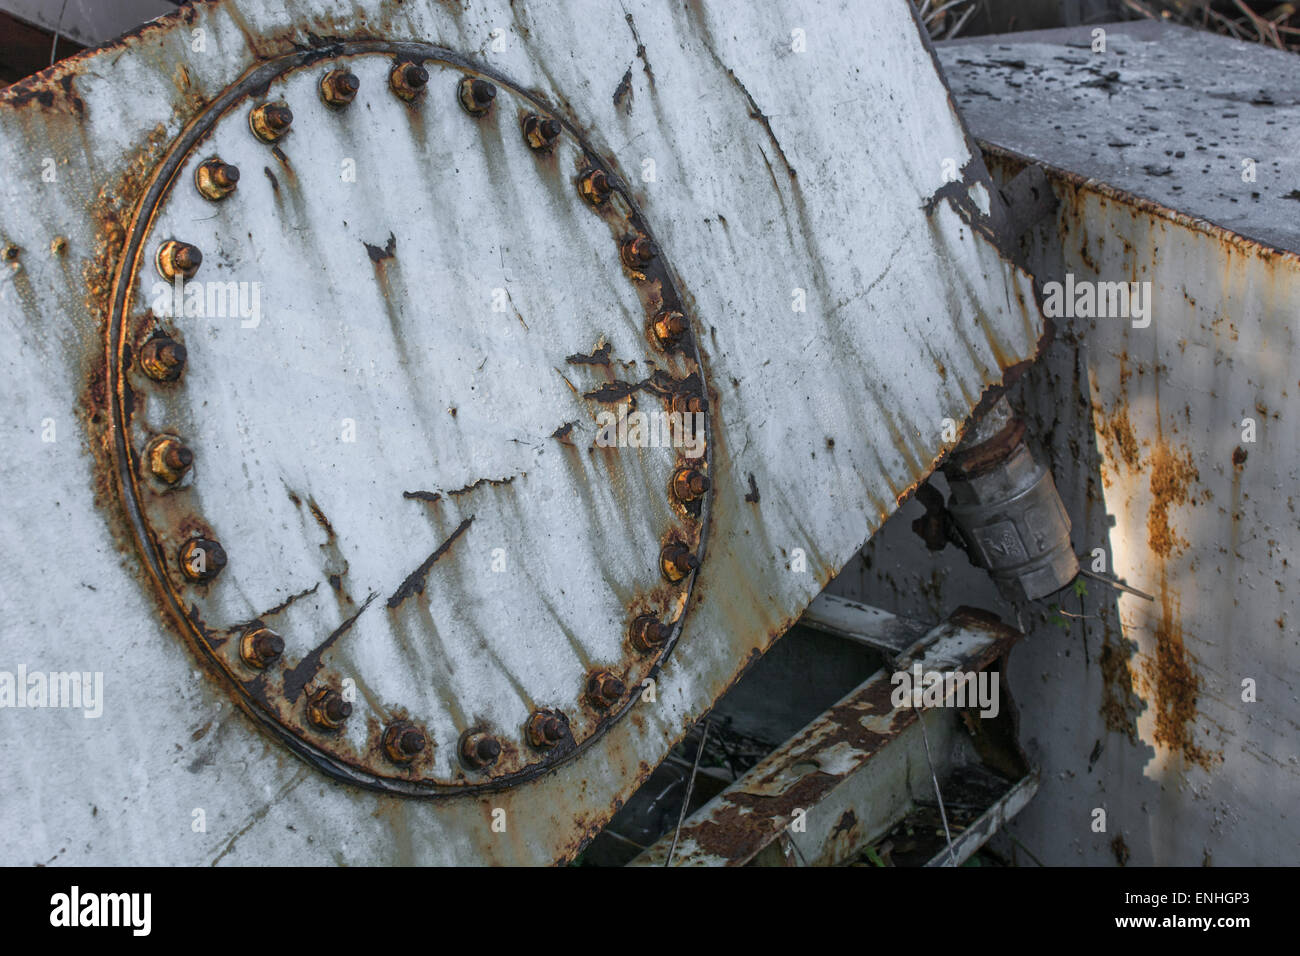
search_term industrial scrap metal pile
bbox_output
[0,0,1042,864]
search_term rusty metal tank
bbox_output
[0,0,1043,864]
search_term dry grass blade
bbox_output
[942,1,978,39]
[1122,0,1163,20]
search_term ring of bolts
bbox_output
[137,59,707,775]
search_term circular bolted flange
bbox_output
[320,69,359,106]
[154,240,202,281]
[106,42,712,797]
[457,76,496,116]
[138,334,187,382]
[195,159,240,201]
[249,102,294,142]
[240,625,285,669]
[178,537,226,583]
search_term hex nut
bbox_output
[179,537,227,583]
[671,392,709,417]
[239,626,284,669]
[525,710,568,749]
[620,235,656,270]
[383,720,427,764]
[155,240,203,281]
[671,466,711,505]
[320,69,360,106]
[458,76,497,116]
[522,113,561,151]
[139,335,187,382]
[307,687,352,731]
[391,62,429,101]
[195,159,240,201]
[629,614,671,653]
[146,435,194,485]
[460,730,502,770]
[585,670,626,709]
[660,542,699,583]
[651,310,689,348]
[249,102,294,142]
[578,167,612,206]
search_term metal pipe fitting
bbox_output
[942,396,1078,603]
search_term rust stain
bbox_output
[1145,440,1199,559]
[1110,833,1130,866]
[1141,574,1214,770]
[1098,400,1141,473]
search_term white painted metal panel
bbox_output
[0,0,1042,864]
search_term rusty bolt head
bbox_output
[307,687,352,731]
[139,335,187,382]
[578,167,612,206]
[179,537,226,583]
[239,625,284,669]
[196,159,239,201]
[525,710,568,749]
[147,435,194,485]
[460,730,502,769]
[320,69,360,106]
[660,542,699,583]
[458,76,497,116]
[671,392,709,417]
[620,235,656,270]
[522,113,561,151]
[671,466,711,504]
[585,669,626,709]
[650,310,689,348]
[391,62,429,100]
[155,240,202,281]
[629,614,672,653]
[249,102,294,142]
[382,720,427,764]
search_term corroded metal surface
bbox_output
[632,609,1022,866]
[111,42,711,794]
[832,22,1298,866]
[0,0,1043,864]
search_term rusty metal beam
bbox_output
[632,607,1027,866]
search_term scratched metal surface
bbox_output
[0,0,1042,864]
[830,23,1299,866]
[942,20,1300,254]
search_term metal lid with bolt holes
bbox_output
[108,46,711,795]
